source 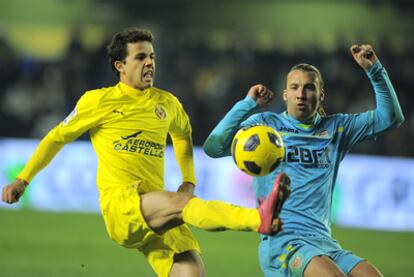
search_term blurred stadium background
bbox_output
[1,0,413,276]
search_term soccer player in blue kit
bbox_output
[203,44,404,277]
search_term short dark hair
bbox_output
[106,27,154,76]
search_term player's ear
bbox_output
[114,60,125,75]
[319,89,325,102]
[283,89,288,102]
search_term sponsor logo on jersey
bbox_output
[154,105,166,120]
[285,145,332,168]
[112,131,164,158]
[62,108,77,126]
[121,131,142,140]
[279,126,299,134]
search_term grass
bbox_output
[0,209,413,276]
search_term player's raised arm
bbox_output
[247,84,274,108]
[350,44,378,69]
[354,44,404,131]
[203,85,273,158]
[336,44,405,151]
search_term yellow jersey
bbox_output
[25,82,195,203]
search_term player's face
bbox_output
[283,70,324,122]
[117,41,155,90]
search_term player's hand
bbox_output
[2,178,28,204]
[247,84,274,108]
[177,182,195,195]
[350,44,378,70]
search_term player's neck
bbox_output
[286,111,320,125]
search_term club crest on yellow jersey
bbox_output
[154,105,166,120]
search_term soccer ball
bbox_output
[231,125,284,176]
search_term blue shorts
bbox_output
[258,230,364,277]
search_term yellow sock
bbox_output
[182,197,260,232]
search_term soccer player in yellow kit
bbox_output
[1,28,291,277]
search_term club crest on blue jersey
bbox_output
[62,108,77,126]
[290,254,304,272]
[154,105,166,120]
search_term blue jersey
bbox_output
[204,61,404,238]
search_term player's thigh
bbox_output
[169,250,206,277]
[348,260,383,277]
[140,191,193,227]
[304,255,346,277]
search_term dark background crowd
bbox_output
[0,1,413,157]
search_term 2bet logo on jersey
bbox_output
[285,145,331,168]
[231,125,285,176]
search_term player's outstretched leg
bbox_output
[181,172,291,235]
[258,172,291,235]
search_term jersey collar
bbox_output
[118,82,150,98]
[283,111,322,131]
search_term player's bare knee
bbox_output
[169,191,194,210]
[332,272,346,277]
[330,264,347,277]
[305,270,346,277]
[305,256,346,277]
[170,250,205,277]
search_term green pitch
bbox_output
[0,209,413,276]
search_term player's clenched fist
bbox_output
[1,179,28,204]
[247,84,274,108]
[350,44,378,70]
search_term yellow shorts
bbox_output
[101,182,201,277]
